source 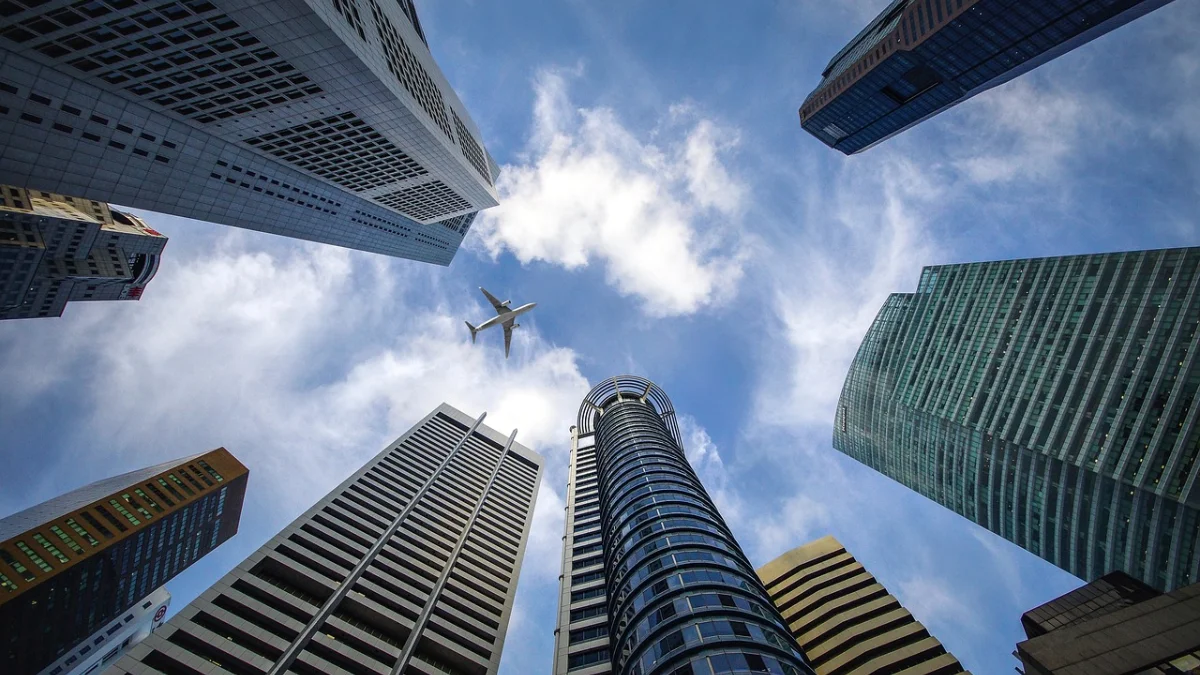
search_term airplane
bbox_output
[465,287,537,359]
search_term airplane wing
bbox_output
[480,287,507,315]
[503,319,514,359]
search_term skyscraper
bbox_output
[758,536,969,675]
[0,0,498,264]
[0,448,248,675]
[40,586,171,675]
[112,403,543,675]
[800,0,1177,154]
[1015,571,1200,674]
[553,375,813,675]
[1,184,166,320]
[833,247,1200,591]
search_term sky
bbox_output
[1,1,1199,673]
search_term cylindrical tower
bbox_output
[578,376,813,675]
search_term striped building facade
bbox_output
[758,536,968,675]
[112,403,542,675]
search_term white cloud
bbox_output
[472,68,748,317]
[753,152,942,429]
[0,222,589,538]
[950,76,1124,184]
[896,576,982,635]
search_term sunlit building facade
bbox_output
[553,376,813,675]
[0,449,247,675]
[801,0,1177,154]
[1,184,166,319]
[112,403,543,675]
[0,0,497,263]
[758,536,968,675]
[834,248,1200,591]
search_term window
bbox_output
[108,499,142,526]
[569,624,608,644]
[15,541,52,573]
[49,525,85,554]
[32,534,69,564]
[567,646,608,670]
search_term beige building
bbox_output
[758,536,969,675]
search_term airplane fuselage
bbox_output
[473,302,537,332]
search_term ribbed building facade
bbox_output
[1,184,166,319]
[757,536,968,675]
[0,449,247,675]
[112,403,543,675]
[0,0,498,263]
[834,247,1200,591]
[800,0,1177,154]
[553,376,813,675]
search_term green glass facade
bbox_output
[834,248,1200,591]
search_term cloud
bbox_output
[896,576,982,635]
[472,68,748,317]
[949,77,1125,184]
[752,151,942,429]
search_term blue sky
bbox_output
[2,1,1199,673]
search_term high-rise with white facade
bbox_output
[0,0,498,264]
[112,403,543,675]
[553,376,814,675]
[1,184,166,320]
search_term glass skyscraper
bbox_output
[800,0,1177,154]
[112,403,543,675]
[554,376,813,675]
[834,247,1200,591]
[0,0,497,263]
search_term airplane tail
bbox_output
[465,321,478,344]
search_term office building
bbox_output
[112,403,543,675]
[1015,571,1200,674]
[800,0,1177,154]
[40,586,171,675]
[0,448,248,675]
[758,536,968,675]
[553,375,813,675]
[833,247,1200,591]
[1,184,166,320]
[0,0,498,264]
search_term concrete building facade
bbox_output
[1016,572,1200,674]
[111,403,543,675]
[553,375,813,675]
[40,586,171,675]
[800,0,1177,154]
[0,0,498,263]
[0,449,248,675]
[1,184,166,319]
[758,536,968,675]
[833,247,1200,591]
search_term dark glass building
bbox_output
[1016,572,1200,674]
[800,0,1177,154]
[0,448,248,675]
[111,403,543,675]
[553,376,813,675]
[833,247,1200,592]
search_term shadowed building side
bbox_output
[800,0,1178,154]
[0,448,248,675]
[758,536,969,675]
